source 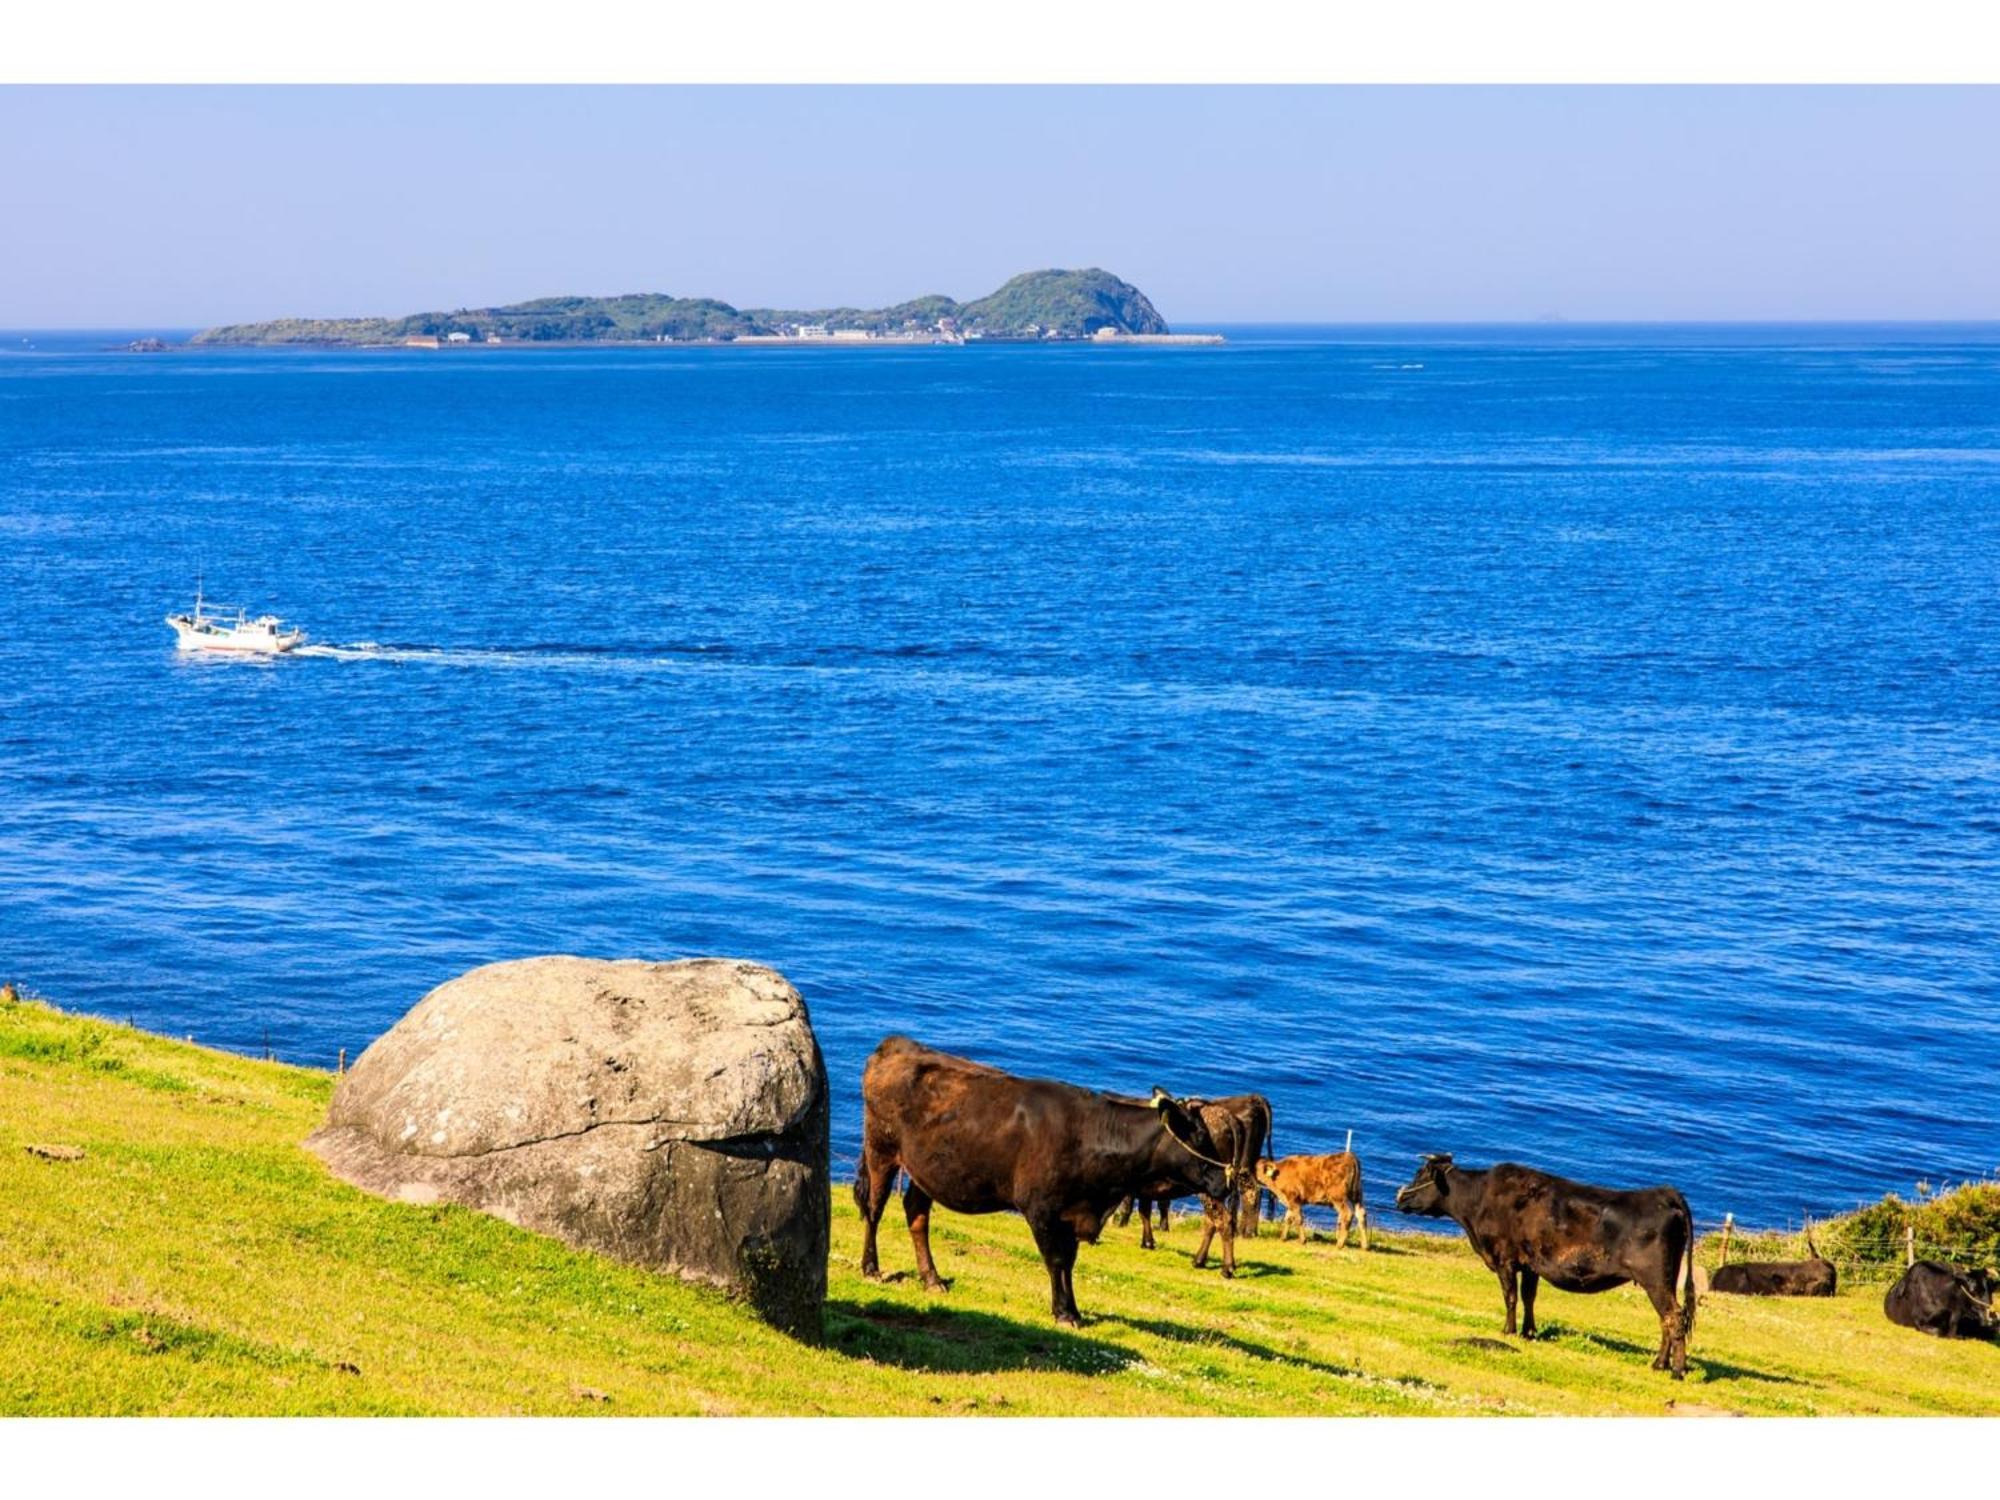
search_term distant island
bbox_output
[190,268,1221,347]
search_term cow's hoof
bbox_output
[861,1267,882,1282]
[1219,1268,1234,1281]
[921,1277,948,1294]
[1055,1314,1082,1330]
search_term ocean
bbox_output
[3,324,1997,1229]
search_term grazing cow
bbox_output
[855,1036,1234,1326]
[1709,1225,1837,1297]
[1113,1093,1272,1274]
[1255,1150,1369,1249]
[1883,1261,1997,1340]
[1395,1153,1697,1378]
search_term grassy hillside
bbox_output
[3,996,1993,1416]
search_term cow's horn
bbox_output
[1149,1087,1171,1109]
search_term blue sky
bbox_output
[4,86,1996,326]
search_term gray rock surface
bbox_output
[306,956,828,1336]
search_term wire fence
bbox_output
[1694,1200,2000,1284]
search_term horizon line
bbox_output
[9,316,2000,334]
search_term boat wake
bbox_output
[293,641,686,671]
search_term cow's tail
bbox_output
[1678,1192,1699,1338]
[1804,1218,1822,1261]
[851,1157,870,1215]
[1246,1095,1273,1180]
[1248,1096,1280,1216]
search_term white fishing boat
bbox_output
[165,583,307,655]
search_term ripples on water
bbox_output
[3,327,1997,1228]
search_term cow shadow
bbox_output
[824,1297,1138,1376]
[1101,1312,1367,1380]
[1692,1356,1806,1387]
[1216,1260,1294,1280]
[1532,1323,1802,1386]
[1151,1247,1294,1280]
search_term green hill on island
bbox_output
[190,268,1172,346]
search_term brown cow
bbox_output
[1256,1150,1368,1249]
[855,1037,1234,1326]
[1395,1153,1698,1377]
[1113,1093,1272,1276]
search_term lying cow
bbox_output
[1884,1260,1996,1340]
[1395,1153,1697,1378]
[1709,1225,1837,1297]
[856,1036,1234,1326]
[1255,1150,1368,1249]
[1114,1092,1272,1274]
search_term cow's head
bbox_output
[1149,1087,1234,1201]
[1254,1157,1281,1189]
[1394,1152,1456,1216]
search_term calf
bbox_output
[1114,1092,1272,1275]
[1395,1153,1697,1378]
[855,1036,1233,1326]
[1709,1226,1837,1297]
[1884,1261,1996,1340]
[1255,1150,1368,1249]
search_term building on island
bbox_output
[404,335,441,349]
[445,331,472,344]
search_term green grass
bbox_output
[3,996,1994,1415]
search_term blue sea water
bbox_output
[3,325,1997,1229]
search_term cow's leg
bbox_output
[1028,1215,1083,1326]
[1357,1203,1370,1252]
[1193,1199,1217,1269]
[1140,1200,1157,1250]
[1154,1198,1170,1233]
[1640,1278,1687,1378]
[902,1179,948,1293]
[1217,1191,1237,1278]
[1519,1270,1539,1339]
[1239,1185,1262,1238]
[1288,1202,1307,1243]
[1499,1265,1519,1336]
[1114,1196,1134,1228]
[857,1147,899,1280]
[1336,1200,1352,1249]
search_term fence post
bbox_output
[1719,1213,1733,1266]
[1905,1224,1915,1267]
[337,1047,347,1075]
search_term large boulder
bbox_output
[306,956,828,1337]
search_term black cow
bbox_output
[1112,1092,1272,1275]
[855,1036,1234,1326]
[1709,1225,1837,1297]
[1395,1153,1698,1377]
[1883,1261,1996,1340]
